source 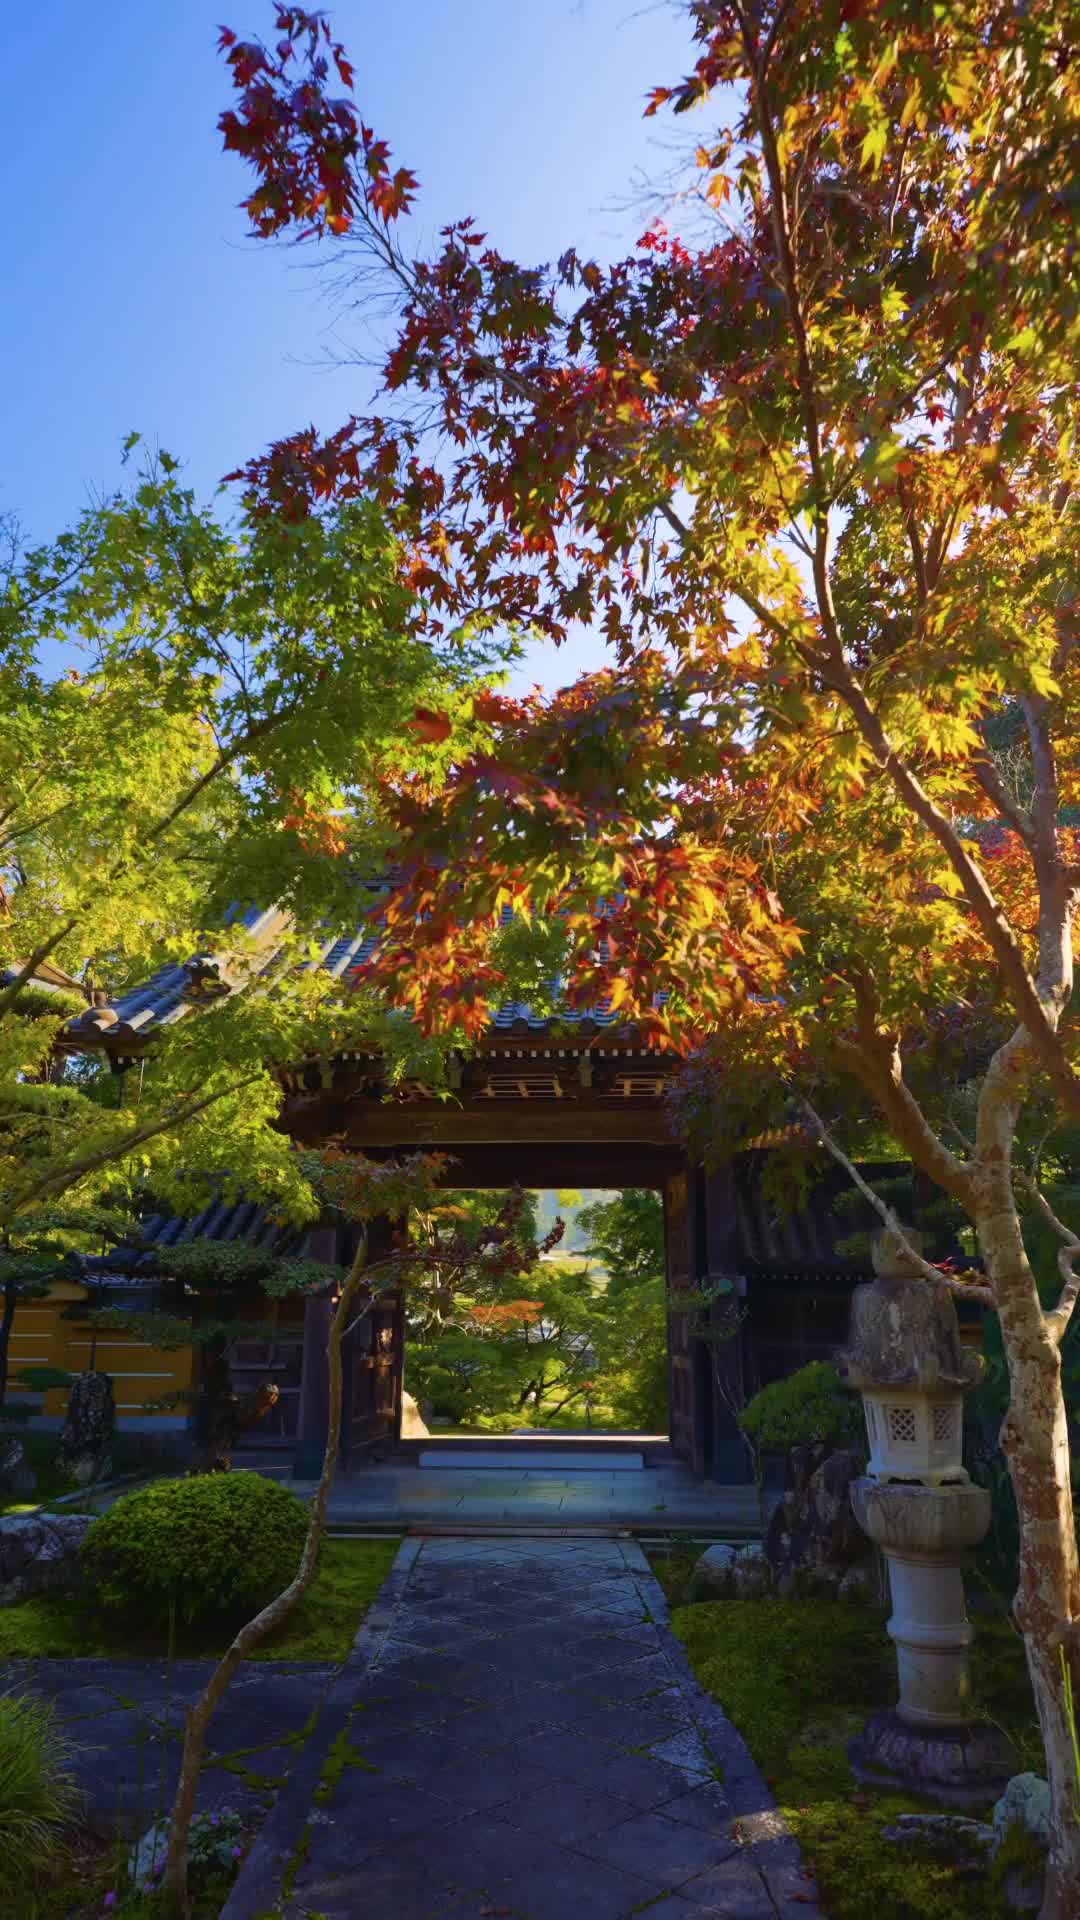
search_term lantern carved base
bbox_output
[850,1709,1017,1809]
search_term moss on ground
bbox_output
[0,1433,80,1516]
[651,1564,1041,1920]
[314,1724,378,1804]
[0,1536,399,1662]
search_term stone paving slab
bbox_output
[287,1462,766,1533]
[3,1656,338,1838]
[417,1447,647,1469]
[222,1537,823,1920]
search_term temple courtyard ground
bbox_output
[285,1448,766,1536]
[14,1534,821,1920]
[224,1534,821,1919]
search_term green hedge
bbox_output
[82,1473,309,1627]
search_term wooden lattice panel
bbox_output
[480,1073,565,1100]
[602,1075,667,1099]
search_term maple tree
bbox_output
[219,5,1080,1904]
[0,452,503,1249]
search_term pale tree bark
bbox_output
[159,1236,375,1920]
[974,1035,1080,1920]
[836,1016,1080,1915]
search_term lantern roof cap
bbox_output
[838,1231,984,1395]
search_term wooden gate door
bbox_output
[342,1287,404,1460]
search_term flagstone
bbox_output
[251,1537,824,1920]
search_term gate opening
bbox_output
[402,1186,668,1440]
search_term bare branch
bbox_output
[836,972,976,1207]
[1020,693,1061,875]
[799,1097,995,1305]
[971,754,1037,851]
[944,1114,976,1157]
[831,670,1080,1110]
[1047,1253,1080,1343]
[904,510,928,605]
[734,0,838,644]
[886,128,912,235]
[0,921,81,1021]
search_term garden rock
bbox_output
[0,1511,92,1604]
[881,1811,993,1867]
[58,1370,114,1485]
[837,1562,879,1603]
[991,1774,1053,1856]
[765,1445,874,1596]
[688,1541,773,1601]
[0,1432,37,1498]
[689,1542,739,1599]
[731,1543,771,1598]
[128,1818,171,1891]
[1003,1865,1046,1915]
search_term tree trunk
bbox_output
[977,1196,1080,1920]
[159,1247,369,1919]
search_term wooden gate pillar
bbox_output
[293,1293,334,1480]
[292,1212,407,1478]
[702,1162,751,1483]
[665,1168,699,1469]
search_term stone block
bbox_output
[0,1512,93,1605]
[731,1545,771,1599]
[991,1773,1052,1854]
[766,1446,876,1597]
[58,1371,114,1485]
[689,1543,738,1600]
[0,1433,38,1497]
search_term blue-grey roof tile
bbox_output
[61,900,660,1047]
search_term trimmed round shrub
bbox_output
[81,1473,309,1626]
[738,1362,865,1455]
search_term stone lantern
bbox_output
[838,1229,1016,1803]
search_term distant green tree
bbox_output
[577,1190,665,1293]
[408,1189,670,1432]
[579,1189,668,1430]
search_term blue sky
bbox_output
[5,2,692,689]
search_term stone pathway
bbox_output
[226,1538,822,1920]
[10,1656,337,1836]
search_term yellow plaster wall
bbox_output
[6,1285,194,1422]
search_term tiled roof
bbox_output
[83,1194,358,1279]
[59,899,646,1052]
[86,1155,876,1285]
